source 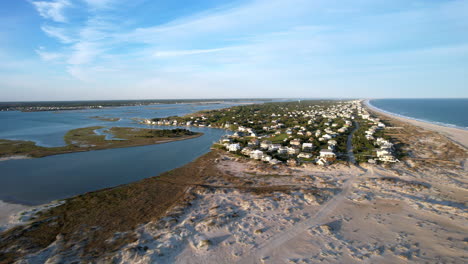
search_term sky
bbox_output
[0,0,467,101]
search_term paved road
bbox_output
[346,121,360,164]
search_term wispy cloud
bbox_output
[67,41,101,65]
[20,0,468,99]
[31,0,71,22]
[41,25,74,43]
[36,47,63,61]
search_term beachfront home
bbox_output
[228,143,241,152]
[250,131,258,137]
[290,139,301,146]
[260,140,272,150]
[241,147,253,156]
[298,152,313,159]
[315,130,321,137]
[376,149,391,157]
[277,146,288,154]
[286,147,299,155]
[261,155,272,162]
[220,138,232,144]
[316,158,329,166]
[320,149,336,160]
[337,127,347,133]
[302,143,314,152]
[379,155,398,162]
[269,144,282,152]
[250,150,264,160]
[232,132,244,138]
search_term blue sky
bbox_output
[0,0,467,101]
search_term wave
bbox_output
[366,100,468,131]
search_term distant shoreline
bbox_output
[364,100,468,150]
[0,99,272,112]
[366,99,467,131]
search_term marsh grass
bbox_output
[0,127,202,159]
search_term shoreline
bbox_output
[366,99,467,131]
[364,100,468,150]
[0,155,31,162]
[0,200,31,229]
[0,130,204,161]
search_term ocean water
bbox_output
[369,99,468,129]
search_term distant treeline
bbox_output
[0,99,274,112]
[150,128,196,137]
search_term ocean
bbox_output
[369,99,468,130]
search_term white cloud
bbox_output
[41,25,74,43]
[67,42,100,65]
[36,48,63,61]
[31,0,71,22]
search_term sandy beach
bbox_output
[0,155,30,162]
[0,201,30,229]
[365,100,468,150]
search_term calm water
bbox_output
[0,102,250,205]
[0,102,241,147]
[369,99,468,129]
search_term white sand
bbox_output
[365,100,468,150]
[0,201,30,228]
[0,155,30,162]
[0,200,64,232]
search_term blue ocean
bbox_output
[369,99,468,130]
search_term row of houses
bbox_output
[359,110,398,163]
[218,103,361,166]
[143,101,364,166]
[224,139,338,167]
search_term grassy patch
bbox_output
[0,127,202,159]
[89,116,120,122]
[268,133,288,144]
